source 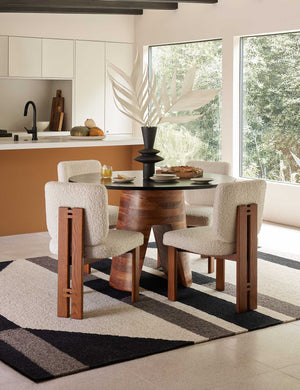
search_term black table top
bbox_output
[69,170,235,191]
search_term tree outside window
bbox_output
[240,32,300,184]
[149,40,222,166]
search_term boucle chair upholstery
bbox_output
[164,179,266,313]
[184,205,213,229]
[184,160,230,211]
[184,160,230,273]
[45,181,144,319]
[57,159,101,183]
[57,160,119,228]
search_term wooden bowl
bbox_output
[156,166,203,179]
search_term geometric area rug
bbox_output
[0,243,299,382]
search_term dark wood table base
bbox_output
[109,189,193,292]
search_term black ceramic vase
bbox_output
[134,127,164,180]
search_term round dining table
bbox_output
[69,170,234,292]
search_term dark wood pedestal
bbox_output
[109,189,192,292]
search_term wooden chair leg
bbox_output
[208,256,215,273]
[131,246,140,303]
[70,208,84,319]
[201,255,214,273]
[58,207,71,318]
[236,204,258,313]
[83,264,91,274]
[168,246,177,301]
[157,250,161,268]
[248,205,258,311]
[216,258,225,291]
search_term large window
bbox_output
[149,40,222,166]
[240,32,300,184]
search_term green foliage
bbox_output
[241,32,300,184]
[150,33,300,184]
[155,124,206,165]
[150,40,222,164]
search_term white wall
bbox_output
[0,13,134,43]
[135,0,300,228]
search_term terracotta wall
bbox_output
[0,144,142,236]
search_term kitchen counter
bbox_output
[0,133,144,236]
[0,132,143,150]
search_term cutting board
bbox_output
[49,90,64,131]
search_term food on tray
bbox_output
[70,126,90,136]
[70,123,105,137]
[89,127,104,136]
[157,165,203,178]
[156,168,177,174]
[112,174,135,182]
[84,118,97,129]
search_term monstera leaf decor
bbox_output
[107,52,220,127]
[107,52,220,179]
[291,152,300,168]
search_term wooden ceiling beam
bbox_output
[0,6,144,14]
[106,0,217,2]
[0,0,178,7]
[1,0,216,4]
[0,0,217,14]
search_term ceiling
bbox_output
[0,0,218,15]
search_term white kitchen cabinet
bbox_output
[9,37,42,77]
[0,36,8,76]
[42,39,74,78]
[105,42,133,134]
[75,40,105,129]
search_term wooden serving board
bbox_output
[49,90,64,131]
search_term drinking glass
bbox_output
[101,164,113,178]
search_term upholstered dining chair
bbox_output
[164,179,266,313]
[184,160,231,273]
[45,181,144,319]
[57,160,119,228]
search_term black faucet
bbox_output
[24,101,38,141]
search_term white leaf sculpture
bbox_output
[107,52,220,127]
[291,152,300,168]
[161,76,171,112]
[159,114,203,124]
[169,89,220,112]
[170,70,177,105]
[180,65,197,96]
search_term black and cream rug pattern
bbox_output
[0,244,299,382]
